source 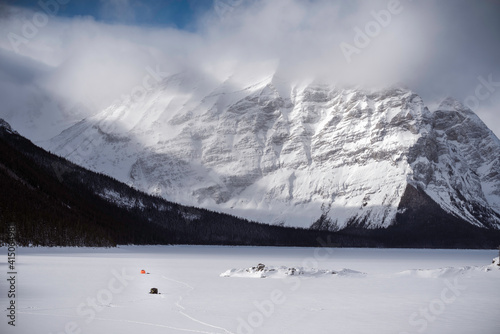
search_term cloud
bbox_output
[202,0,438,86]
[0,0,499,138]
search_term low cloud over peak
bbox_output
[1,0,499,138]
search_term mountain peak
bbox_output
[437,97,470,113]
[0,118,13,133]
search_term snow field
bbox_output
[1,246,499,334]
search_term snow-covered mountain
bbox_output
[47,71,500,230]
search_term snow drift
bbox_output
[220,263,366,279]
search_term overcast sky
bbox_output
[1,0,499,138]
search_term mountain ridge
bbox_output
[2,117,499,248]
[45,72,500,233]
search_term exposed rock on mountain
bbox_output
[47,72,500,231]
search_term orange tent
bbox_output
[140,270,146,274]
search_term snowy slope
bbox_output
[47,71,500,229]
[408,98,500,228]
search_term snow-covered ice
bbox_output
[1,246,499,334]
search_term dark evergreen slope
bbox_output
[388,184,500,248]
[0,120,366,247]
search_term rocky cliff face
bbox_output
[47,72,500,230]
[406,98,500,228]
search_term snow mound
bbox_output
[397,266,478,278]
[220,263,366,279]
[397,258,500,278]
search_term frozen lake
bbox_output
[1,246,499,334]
